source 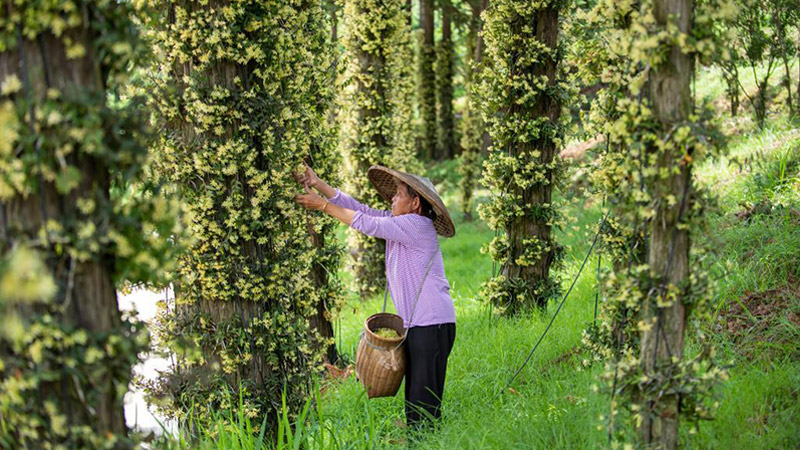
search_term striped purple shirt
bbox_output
[329,189,456,328]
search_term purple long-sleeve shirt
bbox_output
[329,189,456,328]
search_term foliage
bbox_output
[153,120,800,448]
[388,2,423,177]
[135,0,343,433]
[437,2,457,159]
[338,0,421,297]
[571,0,735,444]
[476,0,568,314]
[717,0,800,126]
[458,106,482,221]
[0,0,180,447]
[419,0,438,160]
[457,0,485,222]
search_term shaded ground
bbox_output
[720,276,800,361]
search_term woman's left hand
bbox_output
[295,185,327,211]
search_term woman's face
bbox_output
[391,182,420,217]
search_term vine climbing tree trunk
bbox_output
[139,0,342,434]
[0,1,176,446]
[340,0,418,297]
[419,0,437,160]
[438,0,456,159]
[458,0,487,221]
[0,31,126,435]
[480,0,565,314]
[638,0,693,447]
[477,0,491,157]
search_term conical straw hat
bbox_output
[367,165,456,237]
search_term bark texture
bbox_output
[501,7,562,312]
[0,23,126,437]
[638,0,693,447]
[419,0,437,159]
[437,0,456,159]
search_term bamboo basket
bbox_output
[355,313,407,398]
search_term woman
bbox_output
[294,163,456,428]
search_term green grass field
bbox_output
[154,64,800,450]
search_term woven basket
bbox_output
[355,313,407,398]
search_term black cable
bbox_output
[594,194,607,325]
[499,210,610,395]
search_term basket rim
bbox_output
[364,313,406,343]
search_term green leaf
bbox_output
[55,166,82,194]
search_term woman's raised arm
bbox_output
[294,163,336,198]
[293,163,390,218]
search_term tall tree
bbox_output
[419,0,438,159]
[391,0,424,175]
[340,0,419,297]
[771,0,797,116]
[437,0,457,159]
[577,0,730,446]
[0,0,179,446]
[728,0,779,128]
[138,0,343,431]
[476,0,492,156]
[458,0,487,221]
[478,0,566,313]
[639,0,694,442]
[637,0,695,443]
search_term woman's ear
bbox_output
[413,196,421,214]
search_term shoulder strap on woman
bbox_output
[381,252,437,325]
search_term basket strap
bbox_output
[406,252,437,327]
[373,251,437,351]
[381,282,390,313]
[381,251,437,324]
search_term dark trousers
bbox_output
[404,323,456,427]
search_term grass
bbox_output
[153,64,800,449]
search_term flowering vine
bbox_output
[477,0,569,313]
[135,0,343,430]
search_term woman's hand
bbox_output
[295,185,328,211]
[293,162,320,189]
[292,162,336,199]
[296,185,355,226]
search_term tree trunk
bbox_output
[755,79,768,129]
[307,220,339,363]
[438,0,456,159]
[350,0,389,297]
[173,0,340,370]
[0,14,128,441]
[341,0,414,297]
[419,0,437,160]
[458,0,485,222]
[477,0,492,157]
[390,0,423,175]
[724,64,739,116]
[495,5,562,313]
[328,0,340,126]
[144,1,340,432]
[638,0,693,447]
[466,1,481,85]
[168,1,275,394]
[773,8,793,116]
[781,56,793,116]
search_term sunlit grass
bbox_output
[156,64,800,449]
